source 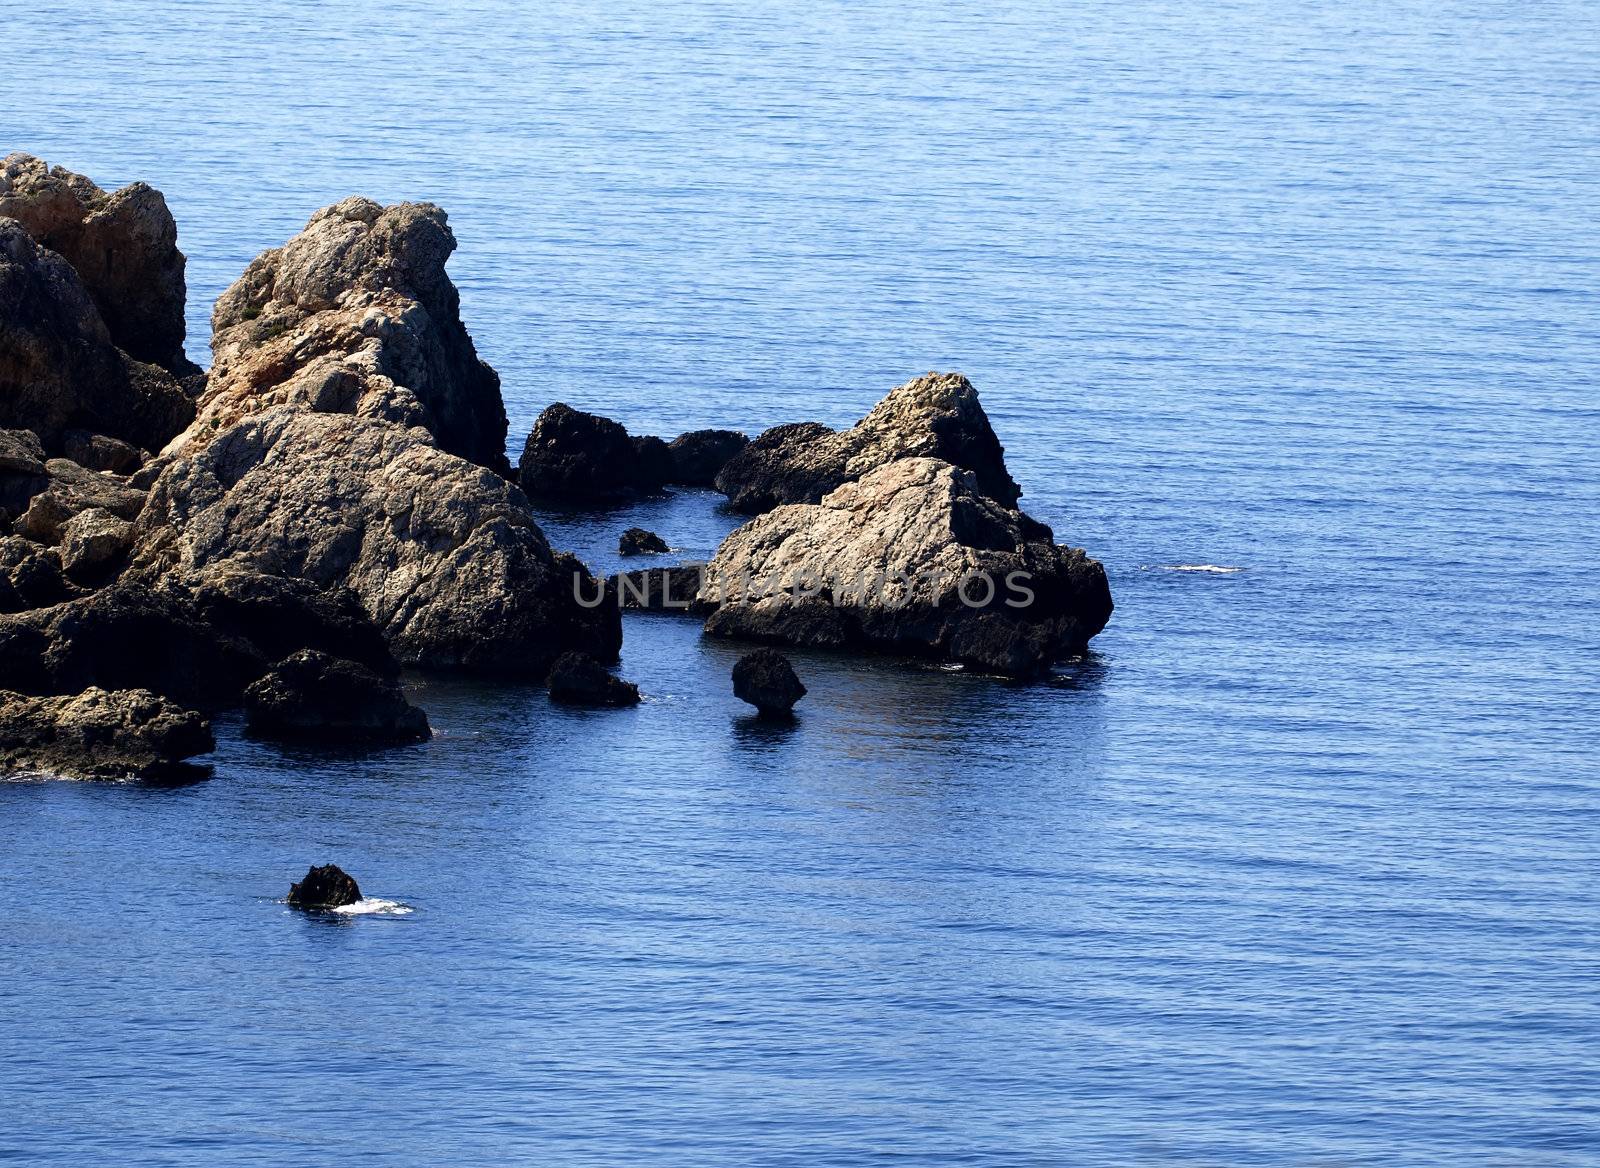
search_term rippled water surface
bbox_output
[4,1,1599,1164]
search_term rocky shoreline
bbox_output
[0,153,1112,780]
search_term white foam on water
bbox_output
[330,898,414,916]
[1161,564,1244,574]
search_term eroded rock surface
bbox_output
[287,864,362,909]
[244,649,429,743]
[714,373,1021,514]
[732,648,806,716]
[702,457,1111,676]
[0,537,75,613]
[0,686,213,780]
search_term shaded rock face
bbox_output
[0,153,193,374]
[244,650,429,744]
[0,537,75,613]
[732,648,806,716]
[701,457,1112,677]
[14,457,145,545]
[619,527,670,556]
[714,373,1021,514]
[607,564,712,614]
[188,197,507,471]
[0,686,213,780]
[631,435,675,493]
[136,408,620,676]
[0,428,49,523]
[63,430,143,474]
[0,220,194,455]
[287,864,361,909]
[58,508,134,585]
[517,403,660,501]
[546,650,640,707]
[668,429,748,487]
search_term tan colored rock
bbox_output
[14,459,144,545]
[58,507,134,583]
[0,686,213,780]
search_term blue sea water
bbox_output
[3,0,1599,1163]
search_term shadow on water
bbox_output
[731,712,801,751]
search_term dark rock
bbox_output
[0,153,195,374]
[619,526,670,555]
[607,564,711,613]
[517,402,652,501]
[702,457,1112,677]
[546,650,640,707]
[14,457,145,545]
[244,650,429,744]
[732,648,807,716]
[287,864,362,909]
[631,435,676,492]
[0,536,76,613]
[0,685,213,780]
[0,219,195,455]
[667,428,748,487]
[62,429,143,474]
[0,429,49,523]
[191,197,507,471]
[57,507,134,585]
[714,372,1021,514]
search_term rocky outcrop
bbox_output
[287,864,361,909]
[244,650,429,743]
[608,564,712,613]
[517,403,660,501]
[185,197,507,470]
[135,408,620,676]
[668,428,748,487]
[732,649,806,716]
[619,527,669,555]
[0,429,49,523]
[701,457,1111,677]
[0,686,213,780]
[0,153,194,374]
[0,219,193,455]
[13,457,145,545]
[714,373,1021,514]
[57,508,134,584]
[546,650,640,707]
[632,435,675,493]
[0,537,75,613]
[62,430,143,474]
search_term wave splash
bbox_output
[330,898,414,916]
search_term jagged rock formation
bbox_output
[13,457,145,545]
[619,527,670,555]
[0,537,75,613]
[0,220,193,455]
[58,508,134,584]
[701,458,1111,676]
[0,429,49,523]
[136,408,619,675]
[287,864,362,909]
[668,428,748,487]
[185,197,507,470]
[0,153,194,375]
[714,373,1021,514]
[0,686,213,780]
[517,402,664,501]
[732,649,806,716]
[546,650,641,707]
[244,650,429,743]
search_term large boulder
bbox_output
[546,650,640,707]
[184,197,507,471]
[732,649,806,716]
[714,372,1021,514]
[701,457,1112,677]
[0,686,213,780]
[0,219,193,454]
[244,650,429,744]
[135,408,620,676]
[668,428,748,487]
[517,402,664,501]
[13,457,146,545]
[0,536,75,613]
[57,507,134,584]
[0,153,194,374]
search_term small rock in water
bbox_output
[287,863,362,909]
[732,649,807,717]
[618,527,670,555]
[244,650,430,744]
[547,650,641,707]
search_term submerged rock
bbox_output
[701,457,1112,677]
[187,196,507,470]
[732,648,806,716]
[714,372,1021,514]
[619,526,670,555]
[546,650,640,707]
[0,686,213,780]
[667,428,748,487]
[517,402,660,501]
[244,650,429,744]
[0,152,195,374]
[287,864,362,909]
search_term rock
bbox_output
[0,536,75,613]
[701,457,1112,677]
[134,408,620,676]
[57,507,134,584]
[607,564,711,613]
[714,372,1021,514]
[618,526,670,555]
[287,864,362,909]
[183,197,507,470]
[0,220,194,454]
[13,458,145,545]
[731,648,806,716]
[62,429,143,474]
[0,686,213,780]
[546,650,640,707]
[517,403,651,501]
[0,428,49,522]
[244,650,429,744]
[631,435,676,493]
[0,153,195,374]
[667,428,748,487]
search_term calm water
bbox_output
[4,1,1599,1163]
